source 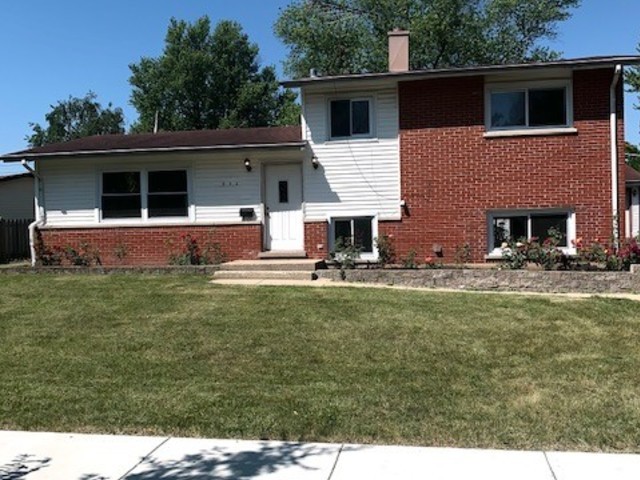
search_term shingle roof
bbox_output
[282,55,640,88]
[627,164,640,184]
[0,126,304,161]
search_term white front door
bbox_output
[265,164,304,251]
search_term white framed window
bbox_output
[100,169,191,222]
[148,170,189,218]
[101,172,142,219]
[485,80,572,132]
[329,215,378,260]
[329,98,372,139]
[488,210,576,256]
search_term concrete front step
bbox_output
[220,259,325,272]
[213,270,318,281]
[258,250,308,259]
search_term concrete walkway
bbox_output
[1,431,639,479]
[210,278,640,301]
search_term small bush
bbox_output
[401,249,419,269]
[576,237,640,271]
[63,242,101,266]
[330,238,361,278]
[375,234,396,266]
[167,232,226,265]
[424,256,443,269]
[454,242,472,265]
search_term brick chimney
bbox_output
[388,29,410,72]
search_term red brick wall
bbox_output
[394,68,626,263]
[304,222,328,259]
[38,224,262,266]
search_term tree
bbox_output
[129,17,299,132]
[627,142,640,171]
[274,0,581,78]
[626,40,640,154]
[28,92,125,147]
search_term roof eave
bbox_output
[281,56,640,88]
[0,141,309,162]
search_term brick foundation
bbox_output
[393,68,626,263]
[304,222,329,259]
[38,224,263,266]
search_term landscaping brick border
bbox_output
[0,265,220,275]
[316,268,640,294]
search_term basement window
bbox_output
[331,216,375,254]
[330,99,372,139]
[488,210,575,256]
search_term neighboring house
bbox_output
[1,32,639,266]
[626,164,640,238]
[0,172,34,220]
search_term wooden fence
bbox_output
[0,219,32,263]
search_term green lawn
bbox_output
[1,275,639,452]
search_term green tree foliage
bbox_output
[626,142,640,171]
[274,0,581,78]
[129,17,299,132]
[626,42,640,151]
[28,92,125,147]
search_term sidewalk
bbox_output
[1,431,639,479]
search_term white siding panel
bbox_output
[194,158,262,223]
[41,161,96,226]
[303,88,401,221]
[39,153,274,228]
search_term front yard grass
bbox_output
[1,274,639,452]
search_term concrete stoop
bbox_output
[213,259,325,281]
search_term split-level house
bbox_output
[1,32,639,266]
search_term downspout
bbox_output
[21,159,45,266]
[610,64,622,248]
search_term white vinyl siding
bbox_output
[193,156,262,224]
[302,88,401,221]
[40,161,96,226]
[38,151,302,228]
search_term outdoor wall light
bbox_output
[244,158,252,172]
[311,155,320,170]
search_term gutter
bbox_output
[0,141,308,162]
[610,64,622,247]
[21,160,44,266]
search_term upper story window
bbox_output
[101,169,189,221]
[487,80,571,131]
[330,99,371,139]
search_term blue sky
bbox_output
[1,0,639,175]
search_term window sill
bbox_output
[41,220,262,230]
[483,127,577,139]
[325,137,379,145]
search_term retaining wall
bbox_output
[316,268,640,294]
